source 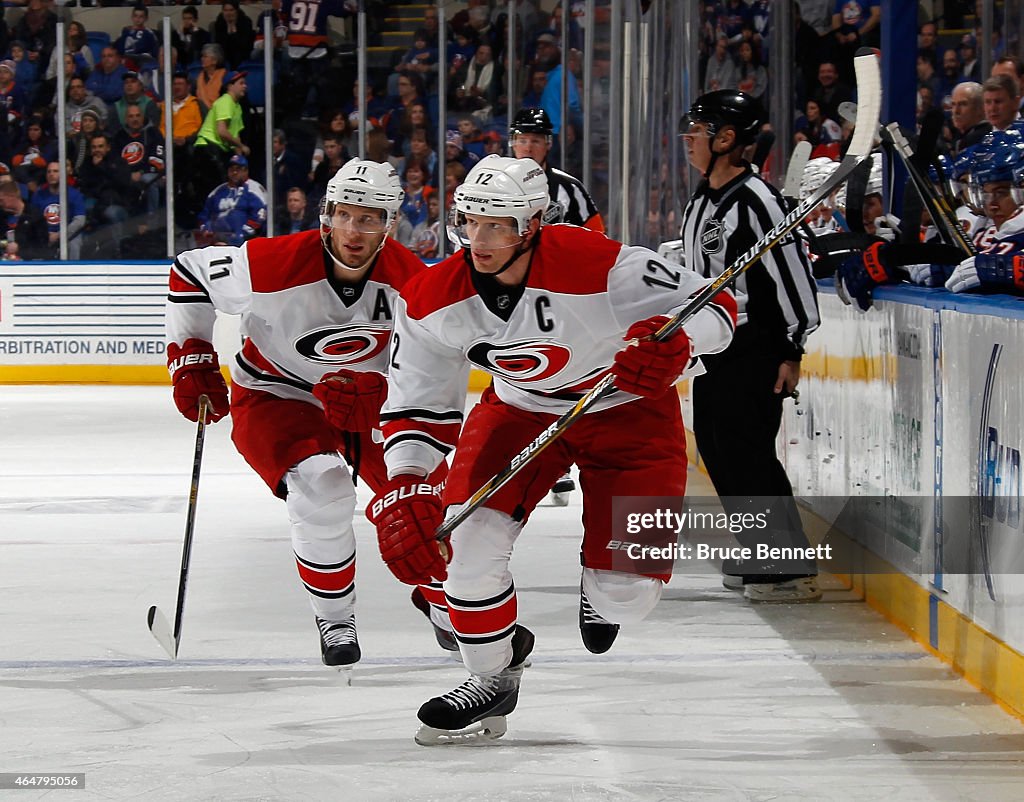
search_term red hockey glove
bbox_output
[612,315,692,398]
[311,369,388,432]
[367,475,449,585]
[167,339,229,423]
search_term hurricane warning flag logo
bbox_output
[467,340,571,382]
[294,325,391,365]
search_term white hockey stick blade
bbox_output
[783,140,813,200]
[838,101,858,125]
[147,605,178,659]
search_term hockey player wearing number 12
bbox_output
[165,160,449,670]
[679,90,822,602]
[366,154,737,744]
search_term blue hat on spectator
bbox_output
[225,70,248,85]
[229,154,249,168]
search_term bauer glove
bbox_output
[167,339,229,422]
[612,315,692,398]
[312,369,388,432]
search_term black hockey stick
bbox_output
[148,394,210,659]
[880,122,975,256]
[434,50,882,540]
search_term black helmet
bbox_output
[510,107,554,138]
[682,90,765,144]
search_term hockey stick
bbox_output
[879,122,975,256]
[783,140,812,208]
[434,49,882,541]
[148,394,210,658]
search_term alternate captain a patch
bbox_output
[700,218,724,254]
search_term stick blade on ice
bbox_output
[147,605,178,659]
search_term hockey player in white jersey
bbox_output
[365,154,737,743]
[165,160,450,669]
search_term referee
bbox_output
[679,90,822,603]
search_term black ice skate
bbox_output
[316,615,361,669]
[410,586,461,654]
[415,625,535,746]
[579,587,619,654]
[549,472,575,507]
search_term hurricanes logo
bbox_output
[700,218,724,254]
[43,203,61,225]
[294,325,391,365]
[467,340,571,382]
[121,141,145,166]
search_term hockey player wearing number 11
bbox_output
[366,154,738,744]
[165,160,449,670]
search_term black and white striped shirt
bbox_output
[679,165,819,361]
[547,166,605,231]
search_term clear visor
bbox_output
[446,209,523,250]
[967,182,1013,210]
[320,203,389,235]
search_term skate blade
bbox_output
[414,715,508,746]
[549,492,570,507]
[721,574,744,591]
[329,664,356,685]
[744,581,822,604]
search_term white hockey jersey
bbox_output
[166,229,426,402]
[380,224,736,477]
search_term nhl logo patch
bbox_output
[700,218,724,254]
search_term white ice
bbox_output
[1,386,1023,802]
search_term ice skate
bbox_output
[579,587,619,654]
[415,625,535,746]
[316,615,361,674]
[548,473,575,506]
[743,576,822,603]
[410,586,461,655]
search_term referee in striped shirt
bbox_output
[679,90,822,603]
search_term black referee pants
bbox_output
[692,331,815,575]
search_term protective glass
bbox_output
[447,209,522,250]
[321,204,388,235]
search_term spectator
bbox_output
[86,47,126,106]
[810,61,852,123]
[195,44,227,113]
[452,42,501,120]
[387,73,426,150]
[398,157,432,228]
[31,162,86,259]
[212,0,255,71]
[63,22,95,72]
[959,35,982,83]
[445,130,478,172]
[456,114,488,160]
[0,177,49,260]
[400,128,438,187]
[280,0,352,120]
[982,74,1021,132]
[916,49,940,111]
[274,186,317,235]
[342,78,392,135]
[0,59,29,129]
[794,2,823,105]
[77,134,134,259]
[536,33,581,137]
[393,28,437,95]
[159,72,202,147]
[69,109,102,176]
[704,33,737,93]
[309,133,349,203]
[114,71,161,130]
[991,56,1024,115]
[481,129,505,156]
[11,116,54,190]
[950,81,991,153]
[397,102,432,158]
[270,129,306,206]
[112,103,165,221]
[830,0,880,83]
[443,160,466,207]
[365,127,395,165]
[794,99,842,148]
[10,41,39,98]
[169,6,211,69]
[193,70,249,203]
[937,49,963,113]
[396,181,441,256]
[116,4,159,64]
[197,153,267,246]
[521,67,547,107]
[735,41,767,101]
[918,21,939,70]
[311,109,356,180]
[253,0,288,63]
[12,0,57,76]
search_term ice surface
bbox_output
[1,387,1023,801]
